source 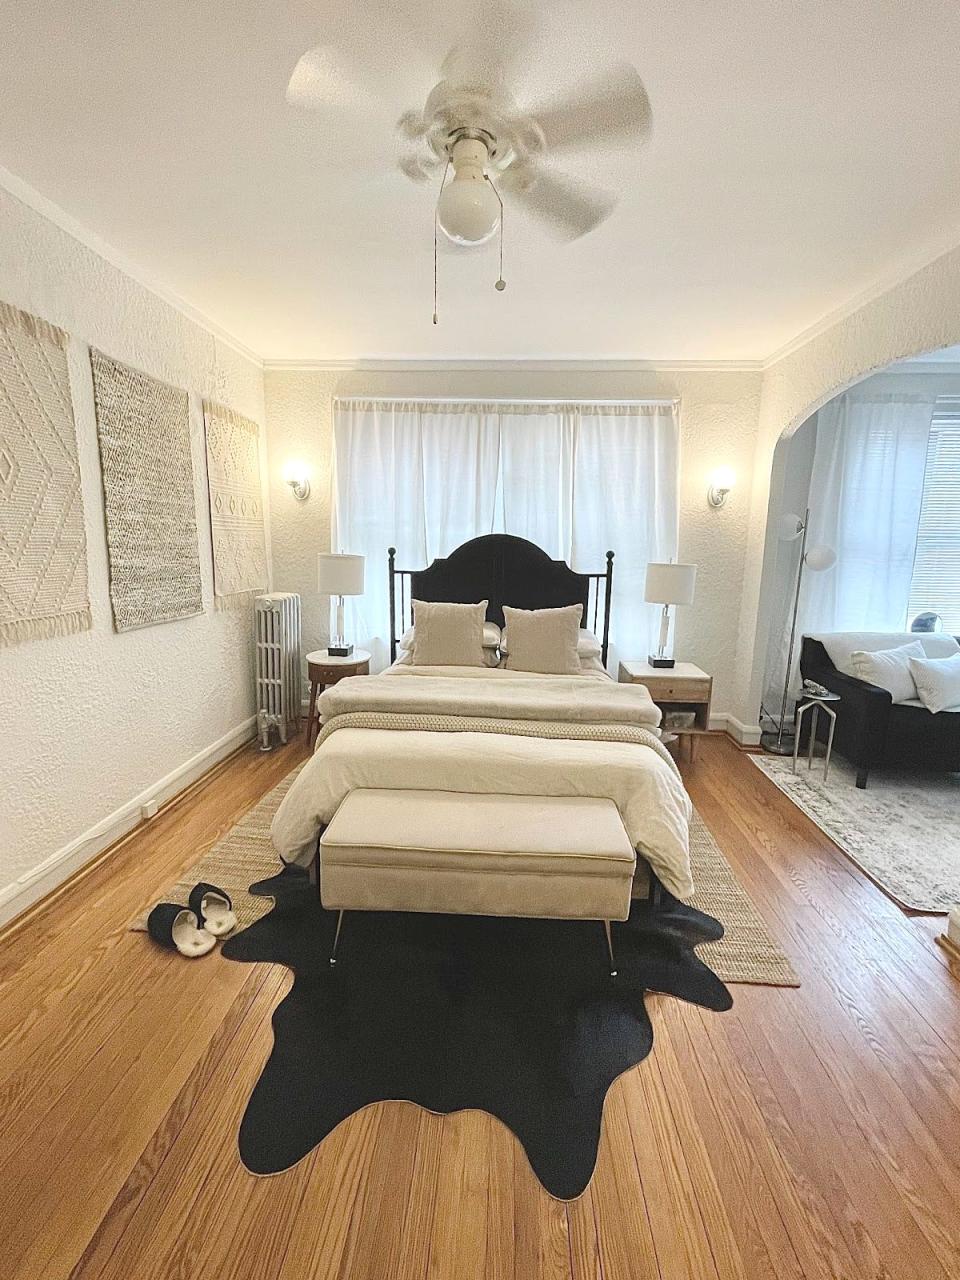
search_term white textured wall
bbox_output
[263,369,339,656]
[733,243,960,724]
[0,188,267,922]
[263,366,762,722]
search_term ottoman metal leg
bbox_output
[603,920,617,978]
[329,909,345,967]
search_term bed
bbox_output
[271,535,695,912]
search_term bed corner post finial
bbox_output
[388,547,397,664]
[602,550,615,669]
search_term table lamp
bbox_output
[644,562,698,668]
[317,553,365,657]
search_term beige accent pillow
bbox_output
[401,621,500,651]
[411,599,488,666]
[500,625,600,659]
[395,644,500,669]
[502,603,583,675]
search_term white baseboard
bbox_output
[710,712,762,746]
[0,716,257,930]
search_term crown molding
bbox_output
[0,164,263,368]
[760,233,960,370]
[5,159,959,378]
[262,356,765,373]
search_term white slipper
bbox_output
[188,882,238,937]
[147,904,217,957]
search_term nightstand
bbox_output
[305,648,371,748]
[618,660,713,761]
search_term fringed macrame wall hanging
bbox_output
[0,300,91,646]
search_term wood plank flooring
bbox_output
[1,734,958,1279]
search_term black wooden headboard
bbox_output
[388,534,614,666]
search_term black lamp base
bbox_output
[327,643,354,658]
[648,654,675,669]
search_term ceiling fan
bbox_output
[286,4,653,248]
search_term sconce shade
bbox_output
[644,562,697,606]
[317,553,365,596]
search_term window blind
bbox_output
[908,403,960,631]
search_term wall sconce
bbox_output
[283,460,311,502]
[707,466,736,508]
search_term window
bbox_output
[908,403,960,632]
[332,398,680,668]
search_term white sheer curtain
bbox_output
[333,398,679,670]
[803,390,936,632]
[499,403,679,670]
[763,388,936,718]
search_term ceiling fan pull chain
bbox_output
[487,173,506,292]
[433,158,451,324]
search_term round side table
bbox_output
[792,690,841,781]
[305,649,371,748]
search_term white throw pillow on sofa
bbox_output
[850,641,925,703]
[908,652,960,714]
[812,631,959,676]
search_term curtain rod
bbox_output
[333,396,680,406]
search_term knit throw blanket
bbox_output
[314,710,681,780]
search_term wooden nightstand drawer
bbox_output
[642,677,711,702]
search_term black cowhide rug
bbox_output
[222,867,732,1199]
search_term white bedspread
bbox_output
[272,669,694,899]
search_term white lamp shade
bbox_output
[804,545,836,572]
[317,553,365,596]
[778,512,804,542]
[644,562,698,606]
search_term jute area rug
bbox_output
[752,751,960,913]
[132,766,799,987]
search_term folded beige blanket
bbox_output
[318,672,662,729]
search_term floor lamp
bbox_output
[760,508,836,755]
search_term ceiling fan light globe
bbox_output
[437,174,501,245]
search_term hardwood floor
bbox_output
[1,734,958,1279]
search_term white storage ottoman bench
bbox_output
[318,788,640,973]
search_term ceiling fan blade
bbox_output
[501,164,616,240]
[525,63,652,154]
[439,0,540,96]
[286,45,389,121]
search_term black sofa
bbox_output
[799,635,960,788]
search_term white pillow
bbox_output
[813,631,959,676]
[411,599,488,666]
[908,652,960,714]
[401,621,499,650]
[501,626,600,658]
[502,604,583,675]
[850,640,925,703]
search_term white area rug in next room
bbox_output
[751,752,960,912]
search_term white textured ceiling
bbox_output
[2,0,960,361]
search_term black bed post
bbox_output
[388,547,397,664]
[601,550,614,669]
